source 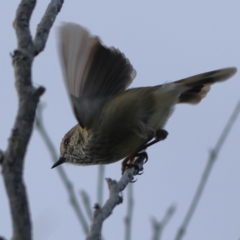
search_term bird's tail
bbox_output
[174,67,237,104]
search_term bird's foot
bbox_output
[121,151,148,177]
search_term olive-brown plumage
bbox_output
[52,22,237,169]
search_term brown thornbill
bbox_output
[51,22,237,172]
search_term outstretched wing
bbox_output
[58,23,136,128]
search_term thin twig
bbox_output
[86,157,145,240]
[35,103,89,235]
[80,190,93,220]
[174,100,240,240]
[151,204,176,240]
[124,184,134,240]
[97,165,105,206]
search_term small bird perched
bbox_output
[52,22,237,172]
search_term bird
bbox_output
[51,22,237,173]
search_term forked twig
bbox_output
[174,101,240,240]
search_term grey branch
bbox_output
[97,165,105,206]
[151,204,176,240]
[1,1,63,240]
[13,0,35,52]
[80,190,93,221]
[174,100,240,240]
[34,0,64,55]
[86,157,145,240]
[36,103,89,235]
[124,184,134,240]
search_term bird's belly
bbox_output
[89,132,146,165]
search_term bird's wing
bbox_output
[58,22,136,129]
[173,67,237,104]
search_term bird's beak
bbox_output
[51,157,65,169]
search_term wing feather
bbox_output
[58,23,136,128]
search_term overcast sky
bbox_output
[1,1,240,240]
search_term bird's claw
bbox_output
[135,151,148,164]
[121,151,148,179]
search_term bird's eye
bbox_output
[64,138,70,147]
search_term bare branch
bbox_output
[80,190,93,221]
[97,165,105,206]
[151,204,176,240]
[13,0,35,52]
[124,184,134,240]
[86,157,145,240]
[1,1,63,239]
[174,100,240,240]
[36,103,89,235]
[34,0,64,55]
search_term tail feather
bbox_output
[176,67,237,104]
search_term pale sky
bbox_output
[0,1,240,240]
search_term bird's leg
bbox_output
[121,129,168,175]
[142,129,168,149]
